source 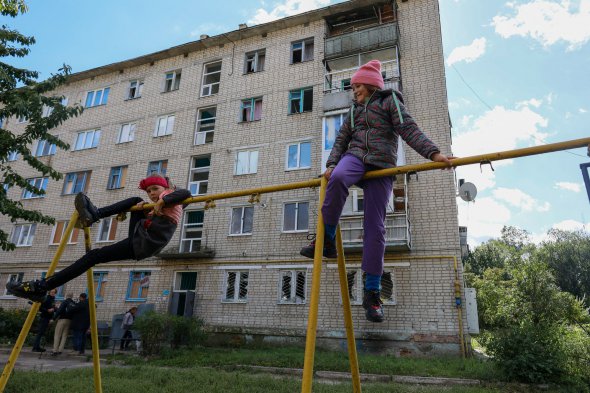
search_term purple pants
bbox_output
[321,154,394,275]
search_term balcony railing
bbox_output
[157,234,214,259]
[324,59,399,94]
[339,213,410,252]
[325,23,398,60]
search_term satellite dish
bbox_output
[459,182,477,202]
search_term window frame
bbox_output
[235,150,259,175]
[240,97,263,122]
[188,155,210,196]
[73,129,101,151]
[163,70,181,93]
[21,177,48,199]
[127,79,144,100]
[92,271,108,302]
[11,223,36,247]
[3,273,24,296]
[107,166,128,190]
[244,49,266,74]
[278,269,307,305]
[96,217,118,243]
[288,87,313,114]
[154,114,175,137]
[62,171,91,195]
[229,206,254,236]
[201,61,222,97]
[85,87,110,108]
[285,141,311,171]
[146,160,168,176]
[7,150,19,161]
[222,270,249,303]
[290,38,314,64]
[49,220,79,245]
[347,268,397,306]
[194,106,216,145]
[126,271,151,302]
[33,139,57,157]
[117,122,136,144]
[282,201,309,233]
[180,210,204,253]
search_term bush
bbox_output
[0,307,30,342]
[133,311,206,356]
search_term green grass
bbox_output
[4,366,547,393]
[111,345,502,381]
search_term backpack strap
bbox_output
[350,104,354,129]
[392,92,404,124]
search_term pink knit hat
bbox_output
[351,60,384,90]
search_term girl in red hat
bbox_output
[300,60,455,322]
[7,173,190,302]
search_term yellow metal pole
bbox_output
[335,225,362,392]
[0,211,79,393]
[301,176,328,393]
[83,227,103,393]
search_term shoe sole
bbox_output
[300,249,338,259]
[74,194,95,227]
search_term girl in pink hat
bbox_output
[7,173,191,302]
[300,60,454,322]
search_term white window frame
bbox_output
[244,49,265,74]
[127,79,144,99]
[11,223,36,247]
[85,87,110,108]
[180,210,204,253]
[201,61,222,97]
[49,220,78,245]
[154,114,175,137]
[194,106,216,145]
[163,70,181,92]
[291,38,314,64]
[282,201,309,233]
[73,129,101,151]
[229,206,254,236]
[285,141,311,170]
[223,271,249,303]
[173,271,198,292]
[7,150,18,161]
[4,273,24,296]
[117,122,136,144]
[34,139,57,157]
[188,155,210,196]
[347,268,397,306]
[352,189,364,213]
[235,150,258,175]
[96,217,116,243]
[17,115,27,123]
[22,177,48,199]
[278,270,307,305]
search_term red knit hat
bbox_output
[351,60,384,90]
[138,176,168,190]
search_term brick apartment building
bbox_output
[0,0,466,355]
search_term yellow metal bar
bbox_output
[301,176,328,393]
[0,211,79,393]
[335,225,362,392]
[84,227,103,393]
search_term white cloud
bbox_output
[249,0,331,25]
[492,0,590,51]
[448,97,473,110]
[579,108,588,113]
[516,98,542,108]
[457,196,512,243]
[552,219,589,231]
[554,181,582,192]
[492,187,551,211]
[446,37,487,66]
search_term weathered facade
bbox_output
[0,0,466,355]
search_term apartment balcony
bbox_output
[157,234,215,259]
[324,23,398,61]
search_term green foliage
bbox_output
[0,1,83,251]
[133,311,206,356]
[0,306,28,341]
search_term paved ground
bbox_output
[0,347,115,372]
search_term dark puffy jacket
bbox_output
[53,297,75,320]
[70,299,90,331]
[39,295,55,319]
[326,89,440,169]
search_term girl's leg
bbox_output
[321,154,366,226]
[44,239,134,290]
[98,197,143,218]
[361,176,394,276]
[127,210,144,238]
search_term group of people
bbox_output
[32,291,90,355]
[8,60,454,324]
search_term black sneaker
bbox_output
[32,348,46,353]
[6,280,48,303]
[362,290,384,323]
[75,192,100,227]
[300,235,337,259]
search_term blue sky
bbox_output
[5,0,590,245]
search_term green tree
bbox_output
[0,0,82,250]
[537,229,590,305]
